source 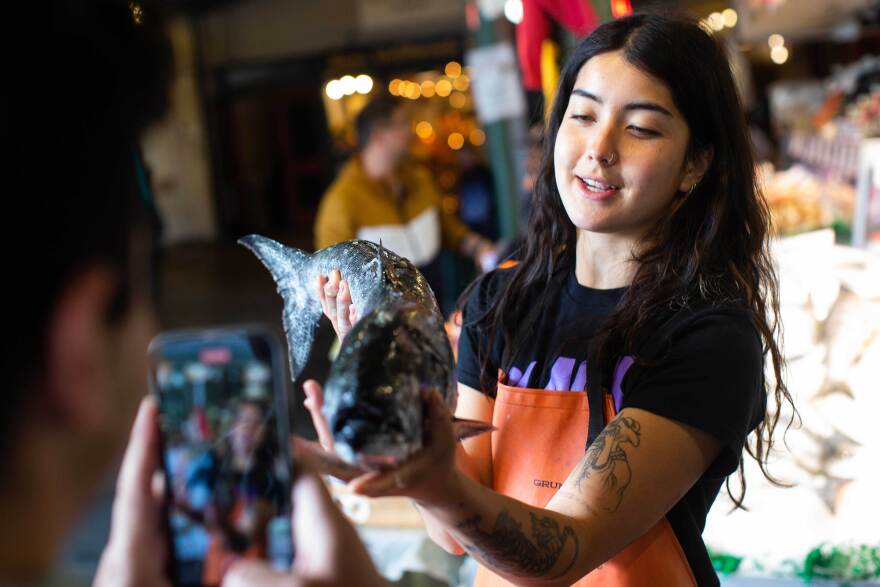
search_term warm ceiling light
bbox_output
[445,61,462,78]
[469,128,486,146]
[770,45,789,64]
[355,74,373,94]
[415,121,434,139]
[325,80,343,100]
[768,33,785,48]
[707,12,724,31]
[449,91,467,109]
[436,79,453,97]
[339,75,357,96]
[722,8,738,28]
[420,80,436,98]
[388,79,401,95]
[447,132,465,150]
[611,0,633,18]
[503,0,523,24]
[405,82,421,100]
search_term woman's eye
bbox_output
[571,114,595,122]
[628,125,659,137]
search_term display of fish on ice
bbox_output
[239,235,492,468]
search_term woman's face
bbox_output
[231,403,266,458]
[554,50,703,241]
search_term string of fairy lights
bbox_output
[324,61,470,106]
[699,6,790,65]
[324,60,484,151]
[323,5,791,152]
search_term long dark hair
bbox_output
[464,13,793,508]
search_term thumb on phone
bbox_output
[94,396,169,586]
[221,560,288,587]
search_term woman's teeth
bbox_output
[581,178,619,192]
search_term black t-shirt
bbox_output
[457,267,765,587]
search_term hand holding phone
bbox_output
[97,326,384,587]
[94,397,171,587]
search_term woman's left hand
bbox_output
[293,380,367,483]
[347,391,460,505]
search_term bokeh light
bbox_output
[436,79,453,97]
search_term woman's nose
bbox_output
[587,125,618,167]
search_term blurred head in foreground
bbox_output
[0,0,170,576]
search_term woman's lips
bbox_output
[576,175,621,200]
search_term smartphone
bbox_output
[148,326,293,587]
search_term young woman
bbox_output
[311,13,791,586]
[181,399,283,585]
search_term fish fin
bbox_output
[376,239,388,287]
[375,238,408,292]
[452,417,496,441]
[238,234,321,381]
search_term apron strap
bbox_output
[585,345,606,449]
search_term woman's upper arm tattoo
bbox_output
[573,416,641,512]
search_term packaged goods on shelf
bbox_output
[759,163,855,236]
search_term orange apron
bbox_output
[473,376,697,586]
[202,498,267,585]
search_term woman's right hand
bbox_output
[317,270,359,339]
[295,380,365,482]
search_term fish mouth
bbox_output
[333,422,419,469]
[329,405,416,465]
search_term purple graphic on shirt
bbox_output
[507,355,635,412]
[548,356,577,390]
[507,361,536,387]
[610,356,634,411]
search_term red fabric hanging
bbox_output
[516,0,600,90]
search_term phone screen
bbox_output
[149,327,293,587]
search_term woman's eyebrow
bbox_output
[571,88,674,117]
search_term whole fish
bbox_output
[239,235,490,468]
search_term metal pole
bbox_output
[474,11,522,241]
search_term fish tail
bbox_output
[238,234,322,382]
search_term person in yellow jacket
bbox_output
[315,97,495,305]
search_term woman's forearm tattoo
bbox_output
[456,510,579,578]
[574,416,641,511]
